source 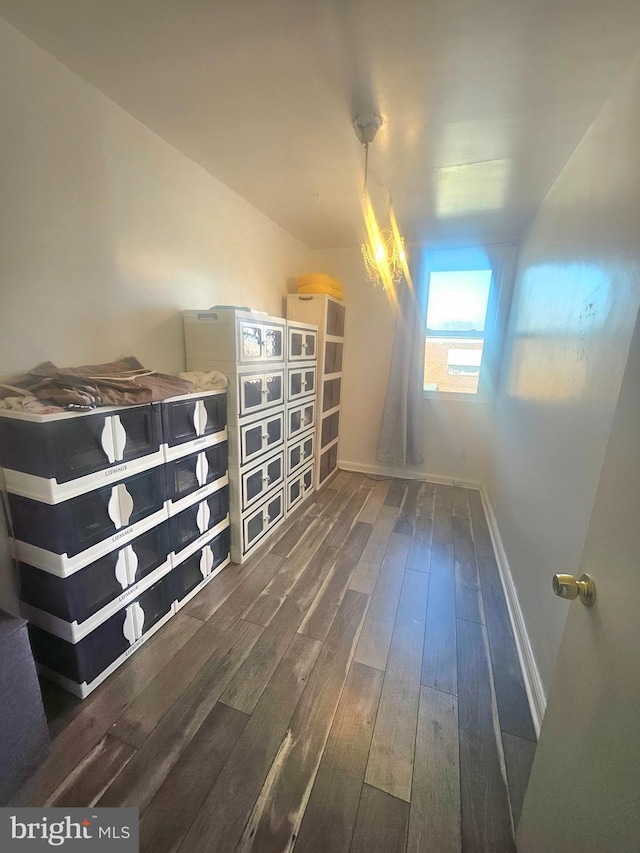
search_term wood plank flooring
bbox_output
[24,472,536,853]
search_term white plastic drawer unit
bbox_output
[287,463,314,512]
[238,319,284,362]
[27,573,174,690]
[288,400,316,440]
[18,520,171,636]
[241,451,284,511]
[240,410,285,465]
[171,526,231,609]
[9,466,168,574]
[288,325,317,361]
[238,369,284,416]
[164,441,228,507]
[0,405,163,503]
[169,487,229,557]
[160,391,227,456]
[287,366,316,402]
[287,432,314,477]
[242,488,285,554]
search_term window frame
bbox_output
[420,245,516,403]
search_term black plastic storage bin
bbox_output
[160,392,227,449]
[171,527,231,606]
[164,441,228,504]
[0,405,161,483]
[28,575,173,686]
[19,521,170,626]
[169,485,229,554]
[9,466,166,561]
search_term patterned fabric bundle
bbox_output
[0,356,194,410]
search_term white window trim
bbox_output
[421,243,517,403]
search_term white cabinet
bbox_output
[288,325,317,361]
[286,294,345,488]
[184,308,317,562]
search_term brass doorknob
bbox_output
[552,573,596,607]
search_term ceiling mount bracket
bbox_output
[353,113,383,146]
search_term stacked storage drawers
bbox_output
[184,308,317,563]
[0,391,229,698]
[287,294,345,488]
[285,322,317,513]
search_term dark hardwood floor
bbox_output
[19,472,537,853]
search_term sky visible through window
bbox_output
[426,269,493,333]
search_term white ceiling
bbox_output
[2,0,640,249]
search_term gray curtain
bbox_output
[376,253,427,466]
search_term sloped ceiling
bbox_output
[1,0,640,249]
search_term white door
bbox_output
[517,315,640,853]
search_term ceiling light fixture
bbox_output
[353,113,407,289]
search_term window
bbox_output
[421,248,507,397]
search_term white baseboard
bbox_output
[338,459,482,492]
[480,485,546,737]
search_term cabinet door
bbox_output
[241,452,284,510]
[288,401,315,440]
[265,371,284,406]
[115,407,161,463]
[288,328,304,359]
[288,367,316,401]
[239,321,263,362]
[165,441,228,504]
[242,489,284,553]
[172,527,230,605]
[326,300,345,336]
[57,412,114,477]
[161,394,227,447]
[287,476,303,512]
[287,432,315,476]
[263,324,284,360]
[324,341,343,374]
[240,411,284,465]
[303,330,317,358]
[301,464,314,496]
[240,374,265,415]
[319,443,338,484]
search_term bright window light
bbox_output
[424,269,493,395]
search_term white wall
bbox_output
[486,56,640,697]
[0,20,311,611]
[310,246,514,487]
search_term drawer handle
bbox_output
[200,545,213,579]
[262,433,269,440]
[107,485,123,529]
[118,484,134,528]
[100,418,117,465]
[114,549,129,591]
[126,544,139,586]
[112,415,127,461]
[197,500,211,534]
[196,452,209,486]
[263,476,270,484]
